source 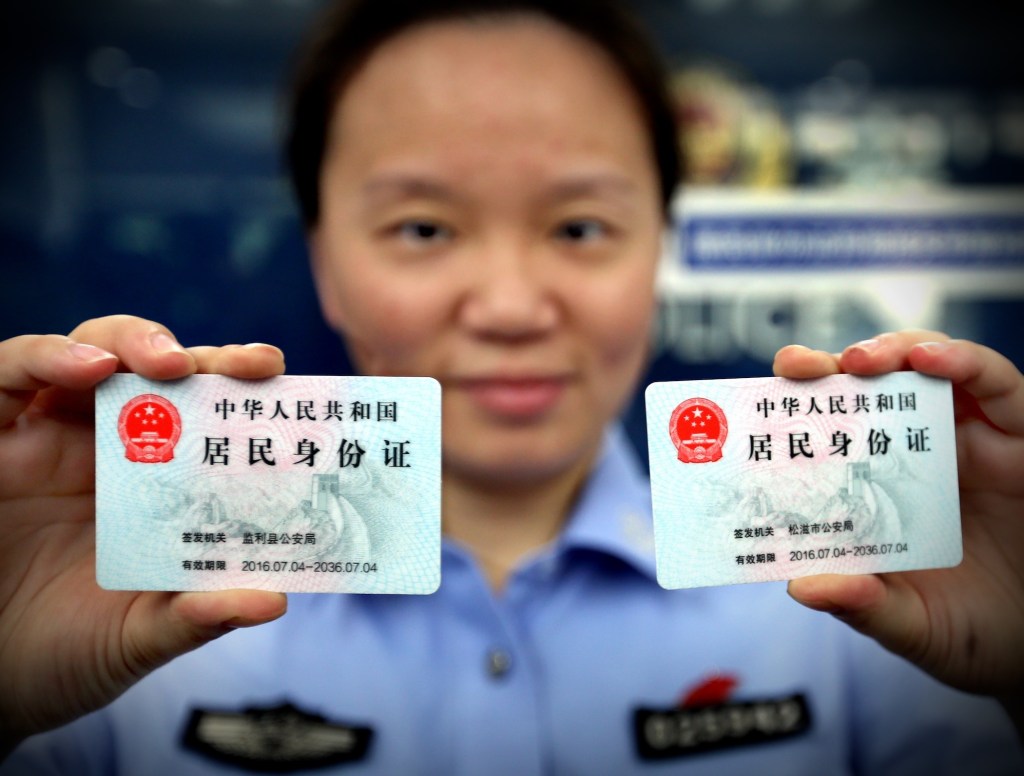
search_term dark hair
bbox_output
[285,0,681,228]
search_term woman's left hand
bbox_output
[773,330,1024,726]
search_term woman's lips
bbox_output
[456,376,570,419]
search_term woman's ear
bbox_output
[308,229,347,334]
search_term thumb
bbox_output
[121,590,287,673]
[787,574,929,661]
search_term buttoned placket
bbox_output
[438,544,551,776]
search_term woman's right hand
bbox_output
[0,316,289,754]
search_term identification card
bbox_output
[645,372,961,589]
[96,374,441,594]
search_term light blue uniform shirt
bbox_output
[6,428,1022,774]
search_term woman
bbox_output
[1,0,1022,772]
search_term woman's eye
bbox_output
[556,219,607,243]
[395,220,451,244]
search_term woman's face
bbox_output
[311,16,664,487]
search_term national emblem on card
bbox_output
[117,393,182,463]
[669,398,728,463]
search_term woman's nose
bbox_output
[458,243,560,340]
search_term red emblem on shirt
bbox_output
[118,394,182,463]
[678,674,739,708]
[669,398,727,463]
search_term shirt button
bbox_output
[486,649,512,679]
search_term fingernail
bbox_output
[850,338,881,353]
[794,597,850,618]
[784,344,814,355]
[916,341,951,353]
[68,342,116,363]
[817,603,850,617]
[222,615,268,629]
[150,331,186,354]
[242,342,275,350]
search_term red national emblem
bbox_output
[118,394,182,463]
[669,397,728,463]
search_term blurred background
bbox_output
[2,0,1022,457]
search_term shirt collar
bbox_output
[441,426,660,584]
[555,426,659,582]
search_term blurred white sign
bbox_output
[655,187,1024,362]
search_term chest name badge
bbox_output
[182,702,373,771]
[634,693,812,760]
